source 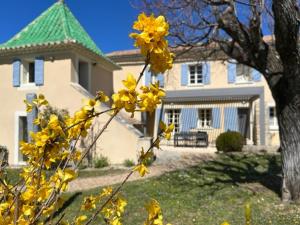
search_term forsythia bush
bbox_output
[0,12,249,225]
[0,13,174,225]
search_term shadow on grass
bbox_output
[45,192,82,223]
[165,153,282,197]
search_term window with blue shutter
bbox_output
[26,93,39,142]
[181,108,198,132]
[156,73,164,87]
[227,62,236,83]
[212,108,221,128]
[203,62,211,85]
[13,59,21,87]
[224,107,239,131]
[251,68,262,82]
[35,58,44,86]
[181,64,188,86]
[145,69,151,86]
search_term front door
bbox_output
[238,108,250,138]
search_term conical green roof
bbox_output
[0,1,104,57]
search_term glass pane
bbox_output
[29,63,35,83]
[19,116,28,162]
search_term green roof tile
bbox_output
[0,1,104,57]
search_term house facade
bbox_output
[108,47,280,147]
[0,1,147,166]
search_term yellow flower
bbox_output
[81,196,97,211]
[130,13,174,74]
[24,100,33,112]
[51,168,77,191]
[144,199,164,225]
[75,215,87,225]
[112,74,139,116]
[159,121,174,140]
[138,82,165,113]
[133,163,149,177]
[97,91,110,103]
[83,99,99,112]
[115,196,127,214]
[245,203,251,225]
[221,222,230,225]
[122,73,137,92]
[100,187,113,198]
[33,94,48,107]
[22,204,35,217]
[110,217,122,225]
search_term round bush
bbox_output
[216,131,245,152]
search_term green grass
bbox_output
[3,167,127,186]
[77,168,127,178]
[55,153,300,225]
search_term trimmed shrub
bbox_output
[94,155,109,168]
[216,131,245,152]
[123,159,135,167]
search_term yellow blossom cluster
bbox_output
[77,187,127,225]
[144,199,171,225]
[130,13,174,74]
[0,93,112,224]
[0,12,175,225]
[159,121,174,140]
[112,74,165,116]
[133,121,174,178]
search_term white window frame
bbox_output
[269,106,279,130]
[165,109,181,134]
[188,63,203,85]
[19,60,38,89]
[14,111,27,165]
[197,108,212,129]
[236,64,252,84]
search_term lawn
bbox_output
[4,167,127,186]
[50,152,300,225]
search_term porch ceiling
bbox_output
[164,86,264,103]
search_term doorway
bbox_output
[238,108,250,139]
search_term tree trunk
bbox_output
[277,94,300,202]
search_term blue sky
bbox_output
[0,0,140,54]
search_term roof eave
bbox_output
[0,42,121,70]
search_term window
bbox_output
[165,109,180,134]
[18,116,28,162]
[198,109,212,128]
[151,73,164,88]
[189,64,203,84]
[269,107,278,129]
[22,61,35,85]
[78,61,90,91]
[236,64,252,83]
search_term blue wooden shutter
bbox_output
[181,108,198,132]
[212,108,221,128]
[35,58,44,86]
[156,73,164,87]
[181,64,188,86]
[155,107,165,133]
[251,68,261,82]
[26,93,39,142]
[145,69,151,86]
[227,62,236,83]
[224,107,238,131]
[203,62,210,85]
[13,59,21,87]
